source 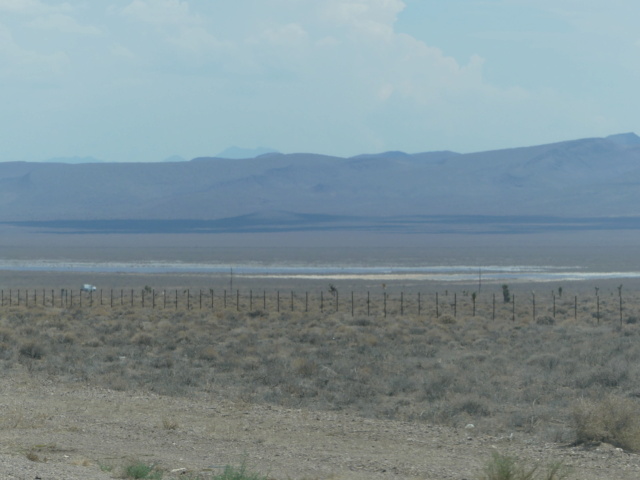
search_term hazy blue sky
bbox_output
[1,0,638,162]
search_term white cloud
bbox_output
[27,13,100,35]
[0,0,71,15]
[321,0,405,28]
[120,0,200,27]
[0,23,68,80]
[262,23,308,47]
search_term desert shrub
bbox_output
[536,315,555,325]
[19,341,44,359]
[478,451,569,480]
[421,369,454,401]
[123,461,163,479]
[199,346,219,362]
[439,314,456,324]
[573,364,628,389]
[526,354,560,371]
[572,394,640,451]
[291,357,317,377]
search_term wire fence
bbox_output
[0,287,630,324]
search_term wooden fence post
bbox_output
[453,293,457,318]
[492,293,495,320]
[532,292,536,323]
[384,292,387,318]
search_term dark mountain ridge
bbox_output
[2,133,640,234]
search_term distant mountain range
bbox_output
[2,133,640,234]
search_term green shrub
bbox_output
[478,452,569,480]
[123,461,163,479]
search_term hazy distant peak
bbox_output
[349,151,409,160]
[606,132,640,146]
[162,155,187,163]
[42,156,104,164]
[216,146,279,159]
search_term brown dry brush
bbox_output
[2,291,640,447]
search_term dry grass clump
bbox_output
[572,394,640,451]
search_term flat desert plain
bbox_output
[2,240,640,479]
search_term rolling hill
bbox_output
[2,133,640,234]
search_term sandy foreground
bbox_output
[0,372,637,480]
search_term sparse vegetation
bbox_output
[0,280,639,446]
[123,461,163,479]
[479,452,570,480]
[572,394,640,451]
[502,284,511,303]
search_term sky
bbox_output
[1,0,639,163]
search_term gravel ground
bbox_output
[1,372,640,480]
